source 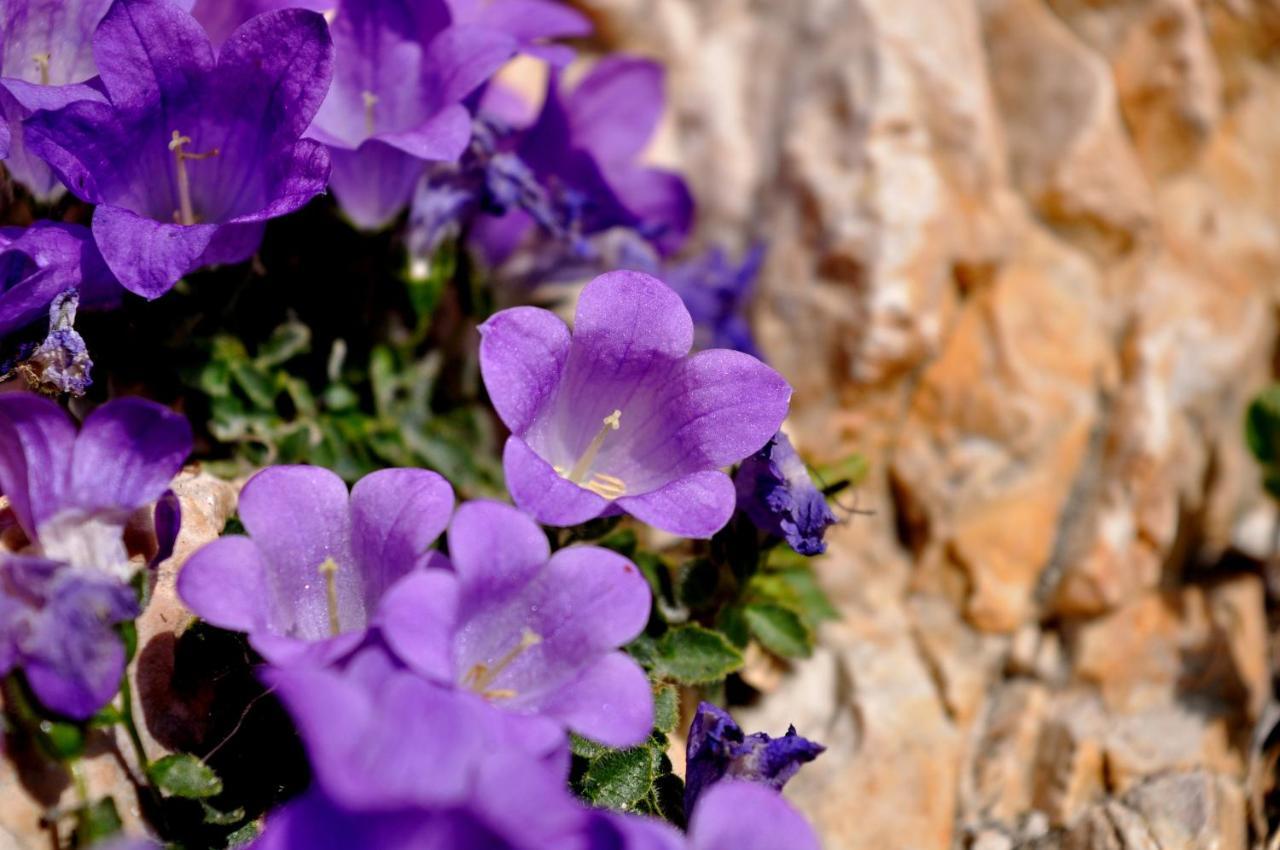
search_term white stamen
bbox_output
[568,409,621,485]
[33,53,50,85]
[317,557,341,636]
[462,628,541,700]
[361,91,378,137]
[169,130,219,226]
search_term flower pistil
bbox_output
[462,627,542,701]
[168,130,220,225]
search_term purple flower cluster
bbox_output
[0,393,189,718]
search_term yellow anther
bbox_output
[32,53,50,85]
[462,628,542,700]
[317,557,342,637]
[361,90,378,137]
[169,130,219,226]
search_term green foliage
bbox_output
[651,625,745,684]
[73,798,122,848]
[572,728,684,822]
[148,754,224,799]
[1247,384,1280,500]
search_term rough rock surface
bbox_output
[580,0,1280,847]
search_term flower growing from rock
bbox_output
[683,701,824,816]
[0,0,114,200]
[0,221,119,340]
[24,0,334,298]
[734,432,837,556]
[479,270,790,537]
[177,465,455,667]
[307,0,516,230]
[0,393,191,718]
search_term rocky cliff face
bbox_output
[579,0,1280,847]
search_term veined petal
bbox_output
[534,652,652,748]
[177,535,277,632]
[687,781,820,850]
[478,306,570,435]
[350,468,453,605]
[0,394,76,538]
[502,436,608,529]
[376,102,472,161]
[376,569,459,683]
[616,470,736,539]
[327,140,425,230]
[447,498,548,606]
[567,57,664,165]
[421,25,516,109]
[68,397,192,515]
[90,206,218,298]
[92,0,214,115]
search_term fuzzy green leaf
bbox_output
[744,603,813,658]
[653,625,744,684]
[148,754,223,799]
[578,745,656,810]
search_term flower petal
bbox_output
[0,394,76,537]
[237,466,363,641]
[502,436,608,528]
[176,535,276,633]
[350,467,453,605]
[422,25,516,108]
[68,397,192,515]
[566,57,664,164]
[610,165,694,257]
[447,498,549,606]
[687,781,821,850]
[376,569,459,682]
[376,102,472,161]
[21,99,127,204]
[90,205,218,298]
[327,140,426,230]
[616,470,736,538]
[536,652,653,747]
[478,306,570,435]
[92,0,214,114]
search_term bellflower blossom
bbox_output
[734,432,837,556]
[0,221,119,340]
[24,0,334,298]
[479,271,790,537]
[381,499,654,747]
[470,57,694,266]
[447,0,591,66]
[306,0,515,230]
[0,0,113,200]
[247,663,590,850]
[0,394,191,717]
[593,781,822,850]
[177,465,455,668]
[190,0,332,48]
[664,244,765,356]
[683,701,824,816]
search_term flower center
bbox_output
[461,627,542,701]
[32,53,50,85]
[317,556,342,636]
[168,130,220,226]
[555,410,627,499]
[361,90,378,137]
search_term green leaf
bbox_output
[226,821,261,847]
[626,634,659,670]
[73,797,121,848]
[570,733,610,760]
[653,683,679,735]
[201,800,247,825]
[255,321,310,368]
[775,568,840,623]
[229,361,278,410]
[652,625,744,685]
[597,529,637,557]
[716,605,750,649]
[676,558,720,611]
[1246,385,1280,464]
[578,745,655,810]
[744,603,813,658]
[147,753,223,799]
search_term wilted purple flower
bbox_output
[447,0,591,66]
[20,290,94,395]
[0,393,191,580]
[375,499,654,747]
[24,0,334,298]
[684,702,824,817]
[247,664,588,850]
[177,465,455,668]
[0,222,119,340]
[190,0,331,48]
[0,0,113,199]
[593,781,822,850]
[734,432,836,556]
[0,393,191,718]
[307,0,515,230]
[472,57,693,266]
[479,270,790,537]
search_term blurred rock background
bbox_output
[576,0,1280,847]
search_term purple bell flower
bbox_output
[0,393,191,718]
[683,701,824,817]
[306,0,515,231]
[0,221,119,341]
[24,0,335,299]
[0,0,114,200]
[734,432,837,556]
[190,0,332,48]
[479,270,790,538]
[446,0,591,66]
[471,57,694,266]
[177,465,456,668]
[664,244,765,357]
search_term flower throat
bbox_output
[556,409,627,499]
